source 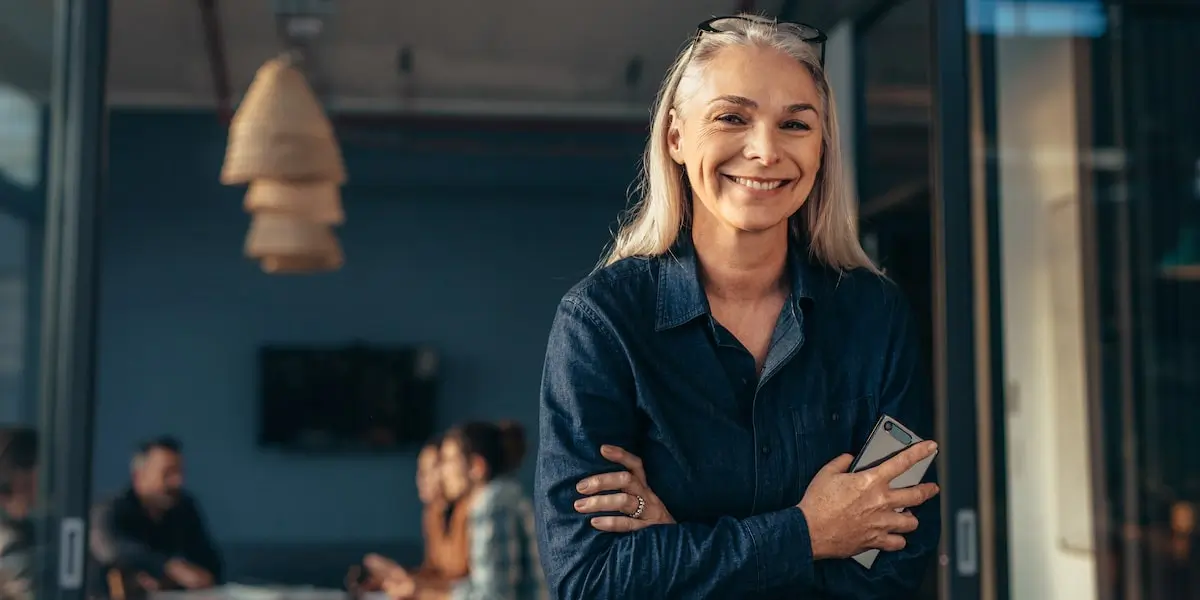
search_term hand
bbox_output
[362,553,404,580]
[135,572,161,592]
[380,574,415,600]
[363,554,414,600]
[574,444,675,532]
[799,440,941,560]
[164,558,213,589]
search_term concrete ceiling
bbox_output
[1,0,930,120]
[106,0,810,118]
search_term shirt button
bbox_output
[761,445,771,455]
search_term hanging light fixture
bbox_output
[244,179,344,225]
[221,57,345,185]
[220,51,347,274]
[244,211,344,272]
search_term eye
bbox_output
[782,120,812,131]
[716,114,747,125]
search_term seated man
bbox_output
[88,436,222,596]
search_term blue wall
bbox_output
[91,111,644,546]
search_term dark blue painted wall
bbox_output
[90,111,644,545]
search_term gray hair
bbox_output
[602,14,877,274]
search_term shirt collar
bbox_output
[654,234,817,331]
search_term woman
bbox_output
[413,437,470,582]
[363,437,470,594]
[382,423,547,600]
[534,14,940,600]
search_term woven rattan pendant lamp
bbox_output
[220,55,347,274]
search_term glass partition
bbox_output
[1,2,107,600]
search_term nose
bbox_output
[743,122,782,166]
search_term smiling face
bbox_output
[667,44,824,237]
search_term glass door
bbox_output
[0,1,108,599]
[1091,3,1200,599]
[855,1,1006,599]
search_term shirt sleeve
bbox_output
[812,289,942,599]
[88,501,170,579]
[180,497,224,584]
[534,296,820,600]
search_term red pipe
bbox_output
[197,0,234,124]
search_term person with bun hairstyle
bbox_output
[378,422,546,600]
[496,420,527,477]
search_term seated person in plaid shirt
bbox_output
[378,421,547,600]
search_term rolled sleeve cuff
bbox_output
[741,507,817,591]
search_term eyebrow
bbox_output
[708,95,817,114]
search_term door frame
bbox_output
[34,0,109,599]
[929,0,1012,599]
[849,0,1011,598]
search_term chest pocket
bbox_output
[795,393,873,478]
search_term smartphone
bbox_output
[848,414,937,569]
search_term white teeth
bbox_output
[731,177,785,190]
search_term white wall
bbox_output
[995,35,1099,600]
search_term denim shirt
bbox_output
[534,238,940,600]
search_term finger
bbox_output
[576,470,636,493]
[819,453,855,476]
[363,553,395,570]
[884,510,920,534]
[872,441,938,481]
[600,445,647,483]
[887,482,941,509]
[878,534,908,552]
[574,492,641,515]
[590,516,652,533]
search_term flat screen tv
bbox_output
[257,343,438,452]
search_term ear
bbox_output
[667,109,684,165]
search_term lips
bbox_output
[724,175,792,191]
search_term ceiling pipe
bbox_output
[191,2,649,135]
[197,0,234,124]
[333,112,649,135]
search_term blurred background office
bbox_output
[1,0,1197,600]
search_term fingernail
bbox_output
[576,480,590,492]
[573,499,585,509]
[929,442,938,451]
[600,445,615,455]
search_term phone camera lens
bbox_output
[884,422,894,432]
